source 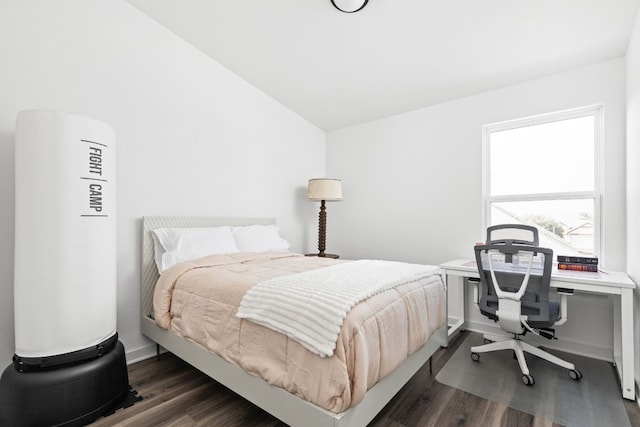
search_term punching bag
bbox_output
[0,110,129,427]
[13,109,117,358]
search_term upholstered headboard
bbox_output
[140,216,276,319]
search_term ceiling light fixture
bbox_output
[331,0,369,13]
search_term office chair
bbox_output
[470,224,583,386]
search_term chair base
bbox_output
[471,334,579,382]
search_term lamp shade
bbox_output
[307,178,342,201]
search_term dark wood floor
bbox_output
[90,331,640,427]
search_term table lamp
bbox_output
[307,178,342,258]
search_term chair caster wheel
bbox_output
[471,352,480,362]
[522,374,535,386]
[569,369,583,381]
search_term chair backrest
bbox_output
[486,223,539,246]
[475,225,553,325]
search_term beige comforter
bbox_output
[154,252,446,413]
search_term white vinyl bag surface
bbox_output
[13,110,116,358]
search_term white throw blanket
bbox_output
[236,259,440,357]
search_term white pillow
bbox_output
[151,232,166,273]
[152,227,239,273]
[232,224,290,252]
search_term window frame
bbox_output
[481,105,604,259]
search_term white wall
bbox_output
[625,6,640,398]
[326,59,627,359]
[0,1,325,365]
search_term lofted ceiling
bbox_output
[127,0,640,131]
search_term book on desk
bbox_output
[557,255,598,272]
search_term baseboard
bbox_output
[124,344,158,365]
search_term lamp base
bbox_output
[305,253,340,259]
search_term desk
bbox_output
[440,258,636,400]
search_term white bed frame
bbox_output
[140,216,447,427]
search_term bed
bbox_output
[140,216,448,427]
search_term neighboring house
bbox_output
[491,205,583,257]
[566,222,594,255]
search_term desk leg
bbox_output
[618,288,635,400]
[446,274,465,342]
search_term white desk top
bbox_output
[440,258,636,289]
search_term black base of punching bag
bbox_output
[0,338,129,427]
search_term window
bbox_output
[482,106,602,257]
